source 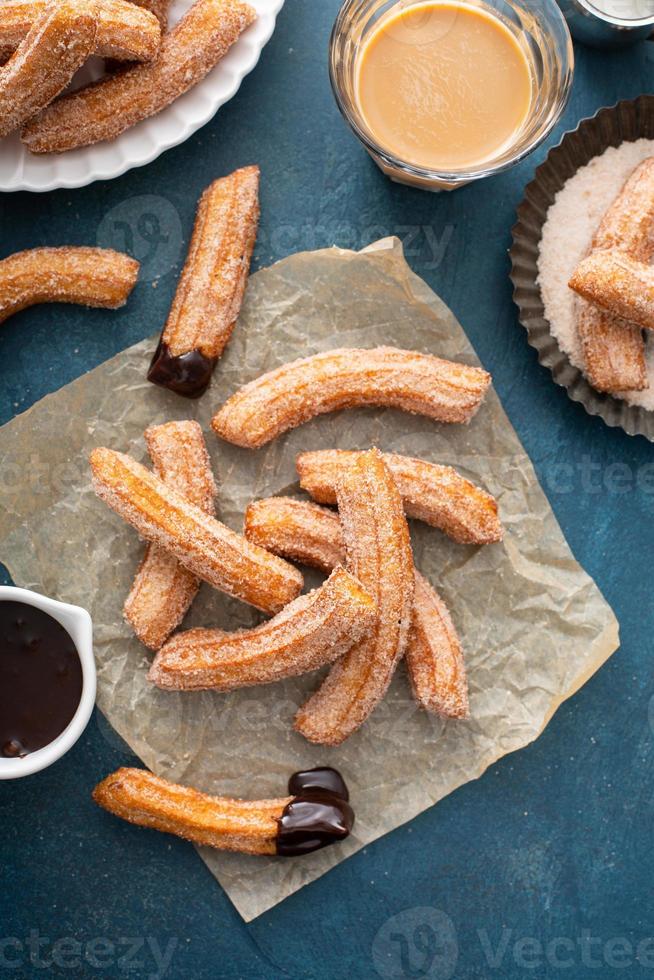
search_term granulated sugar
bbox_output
[537,138,654,411]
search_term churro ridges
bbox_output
[0,0,162,62]
[576,301,646,394]
[295,450,415,745]
[244,495,469,718]
[569,250,654,333]
[0,0,99,139]
[149,567,377,691]
[90,447,303,615]
[0,248,139,325]
[211,347,491,449]
[592,157,654,259]
[296,449,502,545]
[124,421,217,651]
[93,767,290,854]
[22,0,258,153]
[148,166,260,398]
[408,572,468,718]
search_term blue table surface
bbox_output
[2,4,654,978]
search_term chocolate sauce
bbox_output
[147,340,217,398]
[288,766,349,802]
[276,767,354,856]
[0,601,83,759]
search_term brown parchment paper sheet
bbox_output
[0,238,618,921]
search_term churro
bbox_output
[244,496,469,717]
[295,450,415,745]
[0,247,139,325]
[0,0,161,62]
[94,767,354,856]
[90,447,303,615]
[569,250,654,333]
[148,567,376,691]
[296,449,502,545]
[573,158,654,394]
[21,0,257,153]
[124,421,217,651]
[0,0,98,139]
[148,166,260,398]
[124,0,170,29]
[211,348,491,449]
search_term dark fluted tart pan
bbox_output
[509,95,654,441]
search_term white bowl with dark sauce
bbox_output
[0,586,95,779]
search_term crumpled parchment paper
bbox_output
[0,238,618,920]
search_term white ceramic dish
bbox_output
[0,0,285,192]
[0,586,95,779]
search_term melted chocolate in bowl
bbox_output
[0,601,83,759]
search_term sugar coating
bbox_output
[93,768,289,854]
[0,247,139,324]
[537,138,654,411]
[0,0,161,61]
[149,567,376,691]
[212,348,492,449]
[163,166,260,358]
[22,0,257,152]
[124,421,218,651]
[244,494,469,718]
[295,449,415,745]
[296,449,502,545]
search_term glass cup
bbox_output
[329,0,575,191]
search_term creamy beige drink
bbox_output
[355,1,533,172]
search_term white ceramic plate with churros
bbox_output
[0,0,284,192]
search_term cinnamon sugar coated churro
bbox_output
[148,166,260,397]
[148,567,376,691]
[211,348,491,448]
[124,421,217,650]
[244,496,469,718]
[93,767,354,856]
[0,0,161,62]
[572,158,654,394]
[296,449,502,545]
[21,0,257,153]
[90,448,303,615]
[569,251,654,333]
[0,0,98,138]
[0,248,139,324]
[120,0,170,29]
[295,450,415,745]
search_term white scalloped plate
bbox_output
[0,0,284,192]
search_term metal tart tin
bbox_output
[509,95,654,441]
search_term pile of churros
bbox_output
[84,166,503,857]
[0,0,256,151]
[568,157,654,395]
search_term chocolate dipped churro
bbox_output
[0,0,161,62]
[244,496,469,718]
[124,421,217,650]
[296,449,502,545]
[148,567,376,691]
[90,447,303,615]
[295,450,415,745]
[0,0,98,139]
[211,347,491,448]
[21,0,257,153]
[94,767,354,856]
[0,247,139,324]
[148,166,260,398]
